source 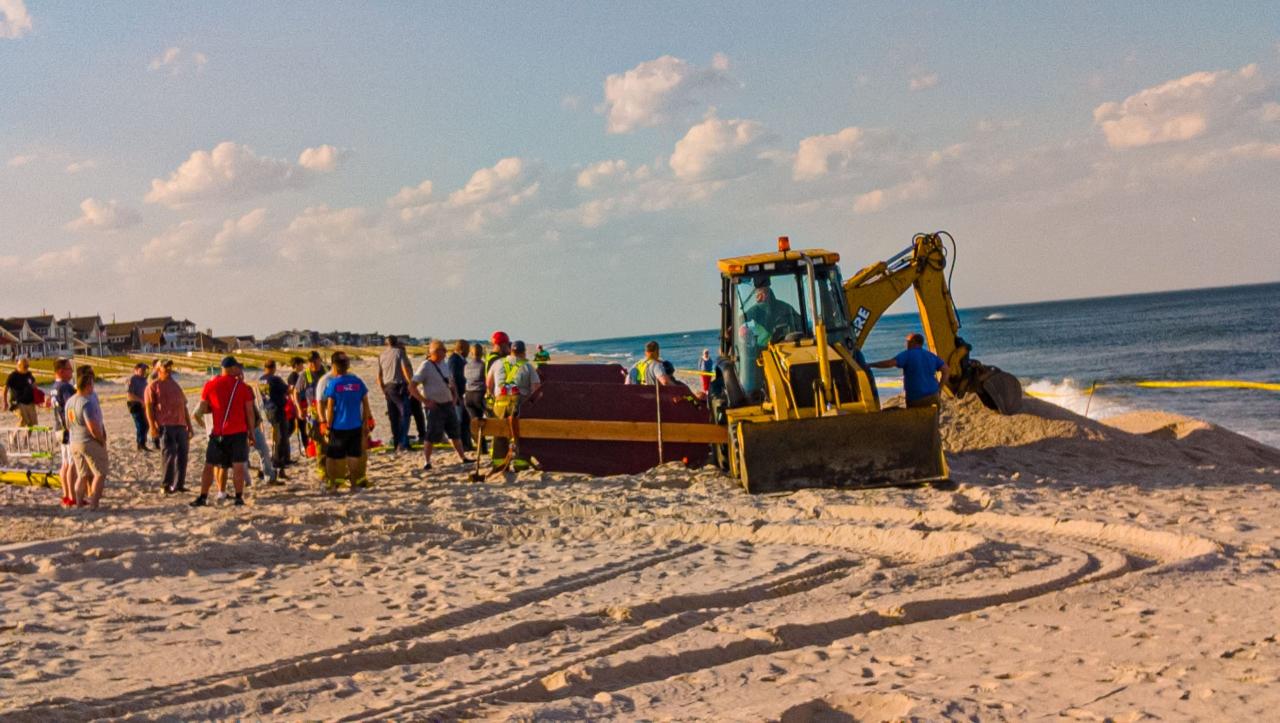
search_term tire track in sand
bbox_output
[8,544,701,722]
[367,510,1220,719]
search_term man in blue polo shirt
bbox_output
[871,333,949,408]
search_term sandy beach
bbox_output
[1,359,1278,721]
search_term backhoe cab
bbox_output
[713,237,948,493]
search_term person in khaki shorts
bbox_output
[65,366,109,509]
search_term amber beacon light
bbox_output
[777,235,790,252]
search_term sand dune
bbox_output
[1,367,1278,720]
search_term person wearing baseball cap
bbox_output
[126,362,152,451]
[481,331,514,461]
[485,339,541,473]
[485,331,511,374]
[189,355,255,507]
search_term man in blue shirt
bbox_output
[322,352,371,490]
[871,333,949,408]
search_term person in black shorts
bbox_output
[190,357,257,508]
[322,352,372,490]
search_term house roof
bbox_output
[64,315,104,333]
[1,316,53,334]
[104,321,140,337]
[137,316,175,328]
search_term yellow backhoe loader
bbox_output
[711,232,1020,493]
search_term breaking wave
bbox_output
[1023,378,1131,420]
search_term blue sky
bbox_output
[2,1,1278,341]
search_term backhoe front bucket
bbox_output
[736,406,947,493]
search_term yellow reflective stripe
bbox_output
[502,359,526,385]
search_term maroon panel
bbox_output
[536,363,628,384]
[518,380,712,475]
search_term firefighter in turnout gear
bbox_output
[485,340,541,473]
[626,341,673,385]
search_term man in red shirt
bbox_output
[190,356,258,508]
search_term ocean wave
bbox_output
[1023,378,1130,419]
[983,312,1012,321]
[587,352,631,360]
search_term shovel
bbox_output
[468,417,487,482]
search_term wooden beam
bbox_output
[475,417,727,444]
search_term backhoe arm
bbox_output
[843,232,969,391]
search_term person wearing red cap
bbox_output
[485,331,511,373]
[483,331,512,461]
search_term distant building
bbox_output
[104,321,142,354]
[61,315,108,356]
[0,315,62,358]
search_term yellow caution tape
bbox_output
[677,369,1276,394]
[1131,380,1280,392]
[677,369,715,377]
[1015,379,1278,398]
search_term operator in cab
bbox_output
[870,332,948,408]
[742,276,804,347]
[626,341,672,385]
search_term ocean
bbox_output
[550,282,1280,447]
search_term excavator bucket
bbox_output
[736,406,947,494]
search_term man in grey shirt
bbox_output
[66,366,109,509]
[411,340,468,469]
[376,335,414,452]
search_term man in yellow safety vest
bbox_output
[485,340,541,471]
[626,341,673,386]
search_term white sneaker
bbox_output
[215,492,227,503]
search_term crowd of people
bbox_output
[5,330,951,511]
[4,331,554,510]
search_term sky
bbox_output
[2,1,1279,342]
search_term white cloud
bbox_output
[387,179,434,208]
[142,221,202,264]
[145,141,339,207]
[560,95,582,111]
[32,246,86,272]
[446,157,534,207]
[669,114,767,181]
[1262,102,1280,123]
[65,159,96,174]
[909,73,939,91]
[392,157,543,238]
[65,198,141,232]
[281,205,391,261]
[148,46,209,75]
[576,159,630,189]
[142,209,268,266]
[297,144,346,172]
[852,176,931,214]
[793,127,865,180]
[7,153,36,167]
[0,0,32,39]
[1093,64,1266,149]
[600,53,733,134]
